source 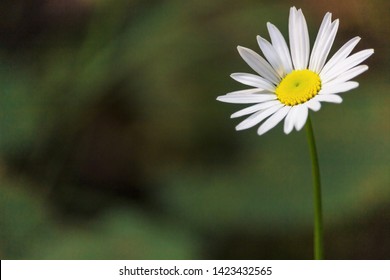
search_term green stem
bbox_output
[305,114,324,260]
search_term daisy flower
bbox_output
[217,7,374,135]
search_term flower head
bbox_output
[217,7,373,135]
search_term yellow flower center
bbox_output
[275,70,321,106]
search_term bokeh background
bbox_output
[0,0,389,259]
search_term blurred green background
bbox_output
[0,0,389,259]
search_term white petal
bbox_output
[257,36,285,78]
[289,7,310,70]
[267,22,293,73]
[223,88,263,96]
[284,106,298,134]
[320,36,361,76]
[309,12,332,71]
[237,46,280,85]
[310,19,339,73]
[321,49,374,83]
[294,104,308,131]
[298,9,310,69]
[306,99,321,111]
[257,106,290,135]
[230,73,276,91]
[289,7,300,69]
[320,81,359,95]
[230,100,281,118]
[235,104,284,131]
[324,65,368,87]
[217,93,276,104]
[315,94,343,103]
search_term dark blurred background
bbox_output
[0,0,389,259]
